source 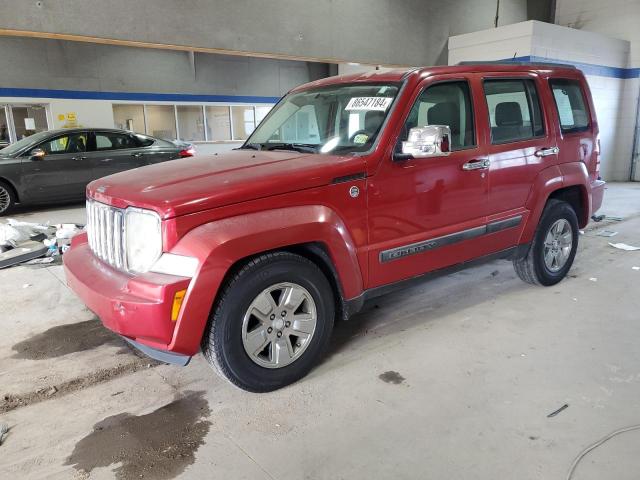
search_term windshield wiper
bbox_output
[237,143,262,150]
[262,143,319,153]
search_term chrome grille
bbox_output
[86,199,126,270]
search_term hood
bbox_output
[88,149,366,219]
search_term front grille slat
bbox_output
[86,199,127,271]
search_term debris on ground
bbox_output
[0,219,83,269]
[591,214,605,222]
[633,266,640,271]
[547,403,569,418]
[22,283,31,289]
[606,215,624,221]
[596,230,618,237]
[0,423,8,446]
[589,277,598,282]
[609,242,640,251]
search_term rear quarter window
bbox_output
[549,79,590,133]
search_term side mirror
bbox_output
[30,148,45,160]
[399,125,451,159]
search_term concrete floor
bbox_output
[1,183,640,480]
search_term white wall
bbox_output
[554,0,640,180]
[449,20,637,181]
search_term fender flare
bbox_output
[167,205,363,353]
[519,162,590,244]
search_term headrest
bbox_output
[364,110,385,132]
[427,102,460,133]
[495,102,523,127]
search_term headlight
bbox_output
[125,207,162,273]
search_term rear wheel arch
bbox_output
[0,177,19,202]
[548,184,588,227]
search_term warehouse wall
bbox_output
[0,0,551,67]
[0,37,328,98]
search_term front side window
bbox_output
[549,79,590,133]
[401,81,475,150]
[40,133,87,155]
[484,79,544,144]
[244,83,400,154]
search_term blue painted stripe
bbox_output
[506,55,640,79]
[0,87,281,103]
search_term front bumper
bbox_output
[64,233,193,358]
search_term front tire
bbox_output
[513,199,579,286]
[202,252,335,392]
[0,181,16,216]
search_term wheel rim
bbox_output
[0,186,10,213]
[241,282,318,369]
[543,218,573,272]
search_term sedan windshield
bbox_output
[0,130,51,156]
[243,83,400,155]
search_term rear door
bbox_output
[88,131,147,180]
[480,73,557,249]
[21,131,92,201]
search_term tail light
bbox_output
[179,146,196,158]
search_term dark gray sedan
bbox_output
[0,128,195,214]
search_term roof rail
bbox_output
[457,60,577,69]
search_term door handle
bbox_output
[71,156,87,161]
[462,158,490,171]
[131,153,143,158]
[535,147,559,157]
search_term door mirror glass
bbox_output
[401,125,451,158]
[30,148,45,160]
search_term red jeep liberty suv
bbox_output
[64,63,605,392]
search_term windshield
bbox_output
[243,83,400,154]
[0,130,51,156]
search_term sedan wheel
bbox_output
[0,182,15,215]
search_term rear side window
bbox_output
[95,133,137,151]
[549,79,590,133]
[483,79,544,144]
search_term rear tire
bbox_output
[513,199,579,286]
[202,252,335,392]
[0,181,16,216]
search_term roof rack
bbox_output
[457,60,577,69]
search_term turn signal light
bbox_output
[171,289,187,321]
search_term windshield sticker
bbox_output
[353,133,369,144]
[345,97,393,112]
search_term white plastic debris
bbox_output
[589,277,598,282]
[22,283,31,288]
[0,224,30,246]
[633,266,640,271]
[597,230,618,237]
[55,224,81,240]
[609,242,640,251]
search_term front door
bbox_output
[367,76,490,289]
[21,131,92,201]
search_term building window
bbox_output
[145,105,177,140]
[113,104,145,133]
[177,105,205,142]
[255,106,272,126]
[231,106,256,140]
[205,106,232,141]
